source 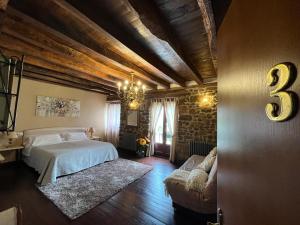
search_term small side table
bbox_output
[89,136,103,141]
[0,145,24,162]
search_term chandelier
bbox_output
[117,73,146,109]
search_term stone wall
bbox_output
[118,83,217,162]
[175,85,217,162]
[119,100,150,150]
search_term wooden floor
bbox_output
[0,155,215,225]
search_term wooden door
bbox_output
[218,1,300,225]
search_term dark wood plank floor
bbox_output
[0,155,215,225]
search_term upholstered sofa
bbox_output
[164,148,217,214]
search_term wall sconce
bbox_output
[198,94,214,108]
[183,88,216,108]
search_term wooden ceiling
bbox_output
[0,0,217,95]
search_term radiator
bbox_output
[189,141,214,156]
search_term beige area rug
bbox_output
[38,158,152,219]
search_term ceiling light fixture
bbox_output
[117,73,146,110]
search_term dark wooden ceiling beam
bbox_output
[1,32,155,91]
[58,0,186,86]
[23,72,110,95]
[5,7,165,89]
[146,82,217,99]
[23,64,118,94]
[3,28,151,87]
[23,71,112,95]
[0,32,122,82]
[128,0,203,84]
[0,47,118,88]
[196,0,217,70]
[0,0,9,32]
[1,27,131,83]
[13,0,184,86]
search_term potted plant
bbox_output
[136,137,150,157]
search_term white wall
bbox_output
[15,78,107,137]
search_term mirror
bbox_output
[127,110,139,127]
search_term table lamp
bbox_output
[7,132,18,145]
[88,127,95,138]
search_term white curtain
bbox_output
[164,99,178,162]
[148,101,163,156]
[105,102,121,147]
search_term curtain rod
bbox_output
[150,97,178,102]
[106,100,121,104]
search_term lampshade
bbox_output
[7,132,18,139]
[88,127,95,133]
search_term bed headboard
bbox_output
[23,127,87,139]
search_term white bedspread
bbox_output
[23,140,119,185]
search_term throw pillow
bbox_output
[185,168,208,192]
[209,147,217,157]
[197,155,216,172]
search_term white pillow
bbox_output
[197,155,216,172]
[23,136,34,156]
[209,147,217,157]
[64,132,88,141]
[185,169,208,192]
[31,134,62,147]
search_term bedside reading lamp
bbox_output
[7,132,18,146]
[88,127,95,138]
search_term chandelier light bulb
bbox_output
[125,80,129,85]
[123,86,127,90]
[134,86,138,92]
[142,85,146,90]
[137,80,141,86]
[117,82,122,91]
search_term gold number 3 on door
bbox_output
[265,63,297,122]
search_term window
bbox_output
[105,102,121,146]
[155,107,164,144]
[149,99,177,160]
[153,104,171,157]
[154,106,171,146]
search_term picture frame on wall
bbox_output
[127,110,139,127]
[36,96,80,118]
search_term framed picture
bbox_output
[36,96,80,118]
[127,110,138,127]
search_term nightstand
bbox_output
[0,145,24,163]
[89,136,103,141]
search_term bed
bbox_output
[22,127,119,185]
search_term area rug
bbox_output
[37,158,152,219]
